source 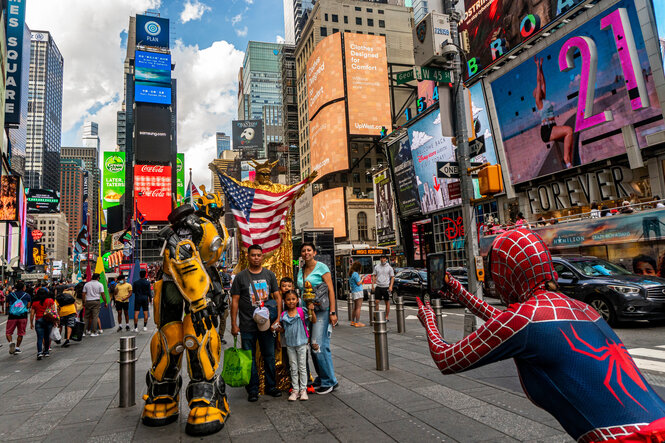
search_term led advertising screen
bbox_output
[490,0,665,185]
[26,188,60,213]
[135,105,171,163]
[310,100,348,181]
[135,51,172,105]
[102,152,126,209]
[232,120,264,154]
[134,164,172,221]
[307,32,344,118]
[240,160,256,182]
[653,0,665,69]
[313,187,347,238]
[136,14,169,48]
[0,175,19,221]
[387,135,420,217]
[460,0,586,79]
[344,33,391,136]
[176,153,185,202]
[373,170,397,247]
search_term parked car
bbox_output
[392,268,430,303]
[553,255,665,326]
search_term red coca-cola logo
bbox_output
[140,164,165,174]
[142,189,168,197]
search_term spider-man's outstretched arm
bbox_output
[417,297,529,374]
[442,274,502,321]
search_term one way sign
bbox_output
[437,161,482,179]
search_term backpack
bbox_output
[56,288,76,307]
[43,300,60,323]
[8,292,29,316]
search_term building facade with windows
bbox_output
[59,158,86,249]
[216,132,231,157]
[33,212,69,264]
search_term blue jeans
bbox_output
[35,318,53,354]
[309,309,337,388]
[241,330,276,395]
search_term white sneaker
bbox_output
[85,330,91,336]
[143,326,147,332]
[299,389,308,401]
[288,391,298,402]
[98,329,103,334]
[133,328,138,332]
[90,333,99,337]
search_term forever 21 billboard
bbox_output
[135,105,171,163]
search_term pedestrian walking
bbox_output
[281,290,309,402]
[55,285,77,347]
[230,244,282,402]
[30,287,56,360]
[5,281,30,355]
[372,255,395,322]
[82,273,105,336]
[0,285,5,315]
[113,275,132,331]
[297,242,338,394]
[348,262,365,327]
[132,270,152,332]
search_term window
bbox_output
[332,14,338,22]
[367,18,374,26]
[344,16,348,24]
[366,8,373,12]
[333,28,339,33]
[358,212,368,241]
[355,6,361,11]
[353,187,361,195]
[379,20,385,28]
[378,9,384,14]
[340,173,348,183]
[353,173,360,183]
[364,158,372,168]
[368,32,374,35]
[320,27,327,36]
[365,174,372,183]
[356,17,362,25]
[325,13,328,21]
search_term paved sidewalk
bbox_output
[0,306,609,442]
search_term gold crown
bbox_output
[248,159,279,174]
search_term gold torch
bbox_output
[303,280,317,323]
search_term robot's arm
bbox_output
[443,274,502,321]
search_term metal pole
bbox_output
[118,336,137,407]
[373,310,389,371]
[432,298,445,339]
[347,285,353,322]
[368,291,375,326]
[395,296,406,333]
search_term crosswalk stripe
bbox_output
[632,357,665,374]
[657,345,665,349]
[629,348,665,360]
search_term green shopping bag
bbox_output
[222,337,252,387]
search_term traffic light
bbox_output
[478,164,503,196]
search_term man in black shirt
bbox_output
[133,270,153,332]
[230,244,282,402]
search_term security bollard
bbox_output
[347,292,353,322]
[395,296,406,333]
[432,298,445,339]
[118,336,137,407]
[373,310,389,371]
[368,292,375,326]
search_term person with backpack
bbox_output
[30,287,58,360]
[281,290,310,401]
[5,281,30,355]
[55,285,77,347]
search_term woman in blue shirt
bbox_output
[297,242,338,394]
[348,262,365,327]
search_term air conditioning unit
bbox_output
[413,12,453,68]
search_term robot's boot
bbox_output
[141,321,184,427]
[185,375,229,436]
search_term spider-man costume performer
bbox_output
[418,229,665,442]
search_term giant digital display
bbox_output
[134,50,172,105]
[312,188,347,238]
[134,164,172,222]
[460,0,586,79]
[26,188,60,213]
[136,14,170,49]
[0,175,19,221]
[232,120,264,154]
[102,152,126,209]
[387,135,420,217]
[373,170,397,247]
[176,153,185,203]
[310,100,348,181]
[344,33,391,136]
[135,105,171,163]
[5,0,26,125]
[490,0,665,185]
[307,32,344,118]
[653,0,665,69]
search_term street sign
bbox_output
[447,181,461,200]
[437,161,483,179]
[414,66,453,83]
[395,69,415,85]
[469,135,486,158]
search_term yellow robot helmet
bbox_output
[196,185,223,218]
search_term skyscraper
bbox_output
[216,132,231,157]
[82,121,99,149]
[26,31,64,191]
[60,158,86,248]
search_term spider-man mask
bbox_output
[490,228,557,306]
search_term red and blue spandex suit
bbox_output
[418,229,665,442]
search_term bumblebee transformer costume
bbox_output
[142,190,230,436]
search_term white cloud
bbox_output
[433,112,441,125]
[235,26,248,37]
[411,131,433,150]
[231,13,243,26]
[244,0,254,4]
[276,35,285,44]
[180,0,211,24]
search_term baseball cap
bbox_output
[253,307,270,332]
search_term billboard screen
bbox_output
[490,0,665,185]
[176,153,185,202]
[240,160,256,182]
[373,170,397,247]
[307,33,344,118]
[26,188,60,213]
[102,152,126,209]
[0,175,19,221]
[135,105,171,163]
[136,14,170,48]
[232,120,264,154]
[5,0,26,125]
[134,51,172,105]
[312,188,347,238]
[460,0,586,79]
[387,135,420,217]
[344,33,391,136]
[310,100,348,181]
[654,0,665,69]
[134,165,172,221]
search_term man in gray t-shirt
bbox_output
[373,256,395,321]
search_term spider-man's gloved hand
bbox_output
[437,272,458,302]
[190,298,219,336]
[416,297,437,330]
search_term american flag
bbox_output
[135,205,147,235]
[216,172,307,254]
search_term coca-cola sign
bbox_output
[134,164,172,222]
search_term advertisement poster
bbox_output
[26,189,60,213]
[312,187,347,238]
[240,160,255,182]
[460,0,585,79]
[102,152,125,209]
[0,175,19,221]
[387,135,420,216]
[310,100,348,181]
[307,32,344,117]
[373,169,397,247]
[134,51,171,105]
[232,120,264,155]
[134,165,172,221]
[135,105,171,162]
[176,153,185,202]
[136,14,170,48]
[344,33,391,136]
[490,0,665,185]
